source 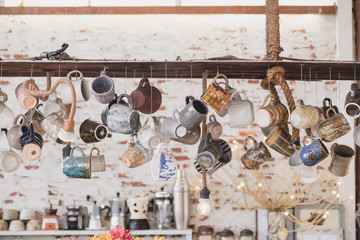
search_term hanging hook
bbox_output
[150,66,153,79]
[30,64,34,79]
[103,66,109,72]
[190,65,192,79]
[165,63,168,79]
[125,66,128,79]
[354,66,357,81]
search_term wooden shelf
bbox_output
[0,59,360,81]
[0,229,192,240]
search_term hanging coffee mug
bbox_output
[7,114,27,150]
[215,82,237,117]
[130,78,162,114]
[41,110,65,144]
[151,143,177,181]
[63,146,91,179]
[354,124,360,146]
[265,126,295,157]
[228,91,255,127]
[90,147,106,172]
[15,80,39,110]
[79,119,111,143]
[255,94,288,128]
[171,125,201,145]
[194,133,221,169]
[0,150,22,172]
[315,108,351,142]
[206,114,223,139]
[161,110,187,139]
[344,83,360,118]
[20,123,43,161]
[201,74,232,112]
[92,70,115,104]
[0,91,15,129]
[289,150,319,184]
[299,136,329,167]
[106,94,140,134]
[328,143,354,177]
[321,98,338,119]
[43,92,66,117]
[57,70,90,104]
[241,136,271,170]
[289,99,320,129]
[179,96,208,129]
[22,104,46,136]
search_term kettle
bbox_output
[86,195,111,230]
[110,192,127,228]
[127,195,151,230]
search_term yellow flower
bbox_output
[159,237,164,240]
[154,236,159,240]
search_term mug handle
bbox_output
[204,132,212,150]
[131,133,139,143]
[13,114,26,125]
[325,107,336,119]
[296,99,305,107]
[322,98,332,108]
[67,70,83,80]
[118,94,134,109]
[70,146,86,158]
[56,109,66,119]
[172,110,180,120]
[209,114,216,122]
[259,94,274,109]
[213,74,229,90]
[330,143,338,157]
[0,91,8,102]
[301,136,313,147]
[138,78,150,89]
[185,96,195,105]
[90,147,100,157]
[244,136,257,151]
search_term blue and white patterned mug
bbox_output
[151,143,177,181]
[300,136,329,166]
[63,146,91,179]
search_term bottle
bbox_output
[173,167,190,229]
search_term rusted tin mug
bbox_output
[130,78,162,114]
[265,126,295,157]
[241,136,271,170]
[315,108,351,142]
[328,143,354,177]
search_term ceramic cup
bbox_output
[315,108,351,142]
[79,119,111,143]
[179,96,208,129]
[206,114,223,139]
[19,209,36,220]
[22,104,46,136]
[194,133,221,169]
[255,94,288,128]
[0,220,8,231]
[265,126,295,157]
[91,70,115,104]
[151,143,177,181]
[171,125,201,145]
[328,143,354,177]
[106,94,140,134]
[20,123,43,161]
[289,99,320,129]
[15,81,39,110]
[321,98,339,119]
[354,124,360,147]
[241,136,271,170]
[26,219,41,231]
[9,220,25,231]
[2,209,18,220]
[161,110,187,139]
[228,91,255,127]
[0,130,11,152]
[300,136,329,167]
[0,150,22,172]
[289,150,320,184]
[43,92,66,117]
[63,146,91,179]
[215,82,237,117]
[344,83,360,118]
[90,147,106,172]
[130,78,162,114]
[138,117,163,150]
[41,110,65,144]
[0,101,15,129]
[7,114,28,150]
[56,70,90,104]
[121,141,147,168]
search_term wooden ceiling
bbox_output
[0,59,359,81]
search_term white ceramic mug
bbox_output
[160,110,187,139]
[7,114,27,150]
[0,130,11,152]
[9,220,25,231]
[354,124,360,147]
[139,117,162,150]
[43,92,66,117]
[0,150,22,172]
[151,143,177,181]
[57,70,90,104]
[228,91,255,127]
[19,209,36,220]
[0,102,15,129]
[289,150,319,184]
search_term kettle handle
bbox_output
[70,145,86,157]
[117,94,134,109]
[137,78,150,89]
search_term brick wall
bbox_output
[0,14,340,238]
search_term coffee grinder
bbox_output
[42,204,59,231]
[63,201,84,230]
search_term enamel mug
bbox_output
[228,91,255,127]
[90,147,106,172]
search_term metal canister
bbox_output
[197,226,214,240]
[220,229,234,240]
[172,168,190,229]
[240,229,254,240]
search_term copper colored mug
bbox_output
[265,126,295,157]
[130,78,162,114]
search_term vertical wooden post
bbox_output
[202,71,208,188]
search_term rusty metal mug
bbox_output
[241,136,271,170]
[328,143,354,177]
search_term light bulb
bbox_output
[197,198,211,216]
[258,183,262,188]
[290,195,295,199]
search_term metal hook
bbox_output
[103,66,109,72]
[30,64,34,79]
[150,66,153,79]
[190,65,192,79]
[125,66,128,79]
[354,66,357,81]
[165,64,168,79]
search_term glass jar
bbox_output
[198,226,214,240]
[240,229,254,240]
[220,229,234,240]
